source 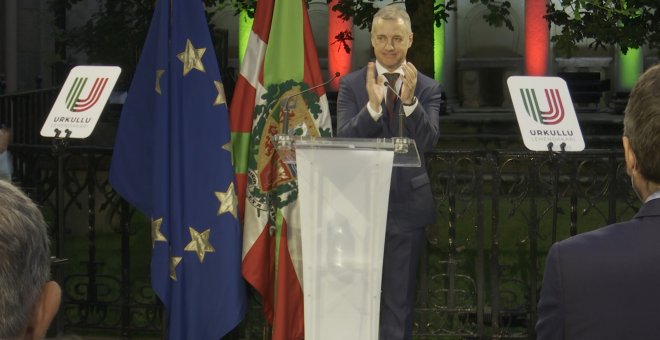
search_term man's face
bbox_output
[0,129,10,152]
[371,17,413,72]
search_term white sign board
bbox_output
[507,76,585,151]
[41,66,121,138]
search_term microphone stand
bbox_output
[281,72,341,135]
[273,72,341,163]
[384,81,411,154]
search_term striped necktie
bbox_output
[383,72,400,126]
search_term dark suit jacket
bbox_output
[536,198,660,340]
[336,66,442,231]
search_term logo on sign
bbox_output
[520,88,565,125]
[65,77,110,112]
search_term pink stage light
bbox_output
[328,0,352,91]
[525,0,549,76]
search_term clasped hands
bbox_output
[366,61,418,112]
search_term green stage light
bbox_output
[434,0,445,82]
[619,48,643,91]
[238,11,253,65]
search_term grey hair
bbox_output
[0,180,51,338]
[371,4,412,34]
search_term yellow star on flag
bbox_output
[222,142,233,165]
[170,256,182,280]
[214,81,226,106]
[221,142,232,153]
[184,227,215,263]
[176,39,206,76]
[151,217,167,248]
[215,182,238,219]
[155,69,165,94]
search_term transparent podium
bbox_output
[274,135,420,340]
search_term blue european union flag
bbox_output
[109,0,247,338]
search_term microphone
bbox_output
[383,81,406,139]
[383,81,415,155]
[281,72,341,135]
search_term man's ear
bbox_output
[623,136,637,176]
[23,281,61,340]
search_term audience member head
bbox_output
[623,63,660,200]
[370,4,413,72]
[0,180,61,339]
[0,123,11,153]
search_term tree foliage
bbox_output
[48,0,229,86]
[545,0,660,55]
[48,0,660,86]
[329,0,512,31]
[50,1,154,83]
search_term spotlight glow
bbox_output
[525,0,548,76]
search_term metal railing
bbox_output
[7,144,634,339]
[417,149,635,339]
[0,87,59,144]
[2,88,635,339]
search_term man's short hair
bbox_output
[371,4,412,34]
[623,63,660,183]
[0,181,51,338]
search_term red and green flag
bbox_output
[228,0,332,339]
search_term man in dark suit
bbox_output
[336,4,442,340]
[536,63,660,339]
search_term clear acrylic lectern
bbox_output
[273,135,420,340]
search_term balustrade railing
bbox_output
[418,149,635,339]
[7,144,634,339]
[2,86,633,339]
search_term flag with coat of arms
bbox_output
[229,0,333,338]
